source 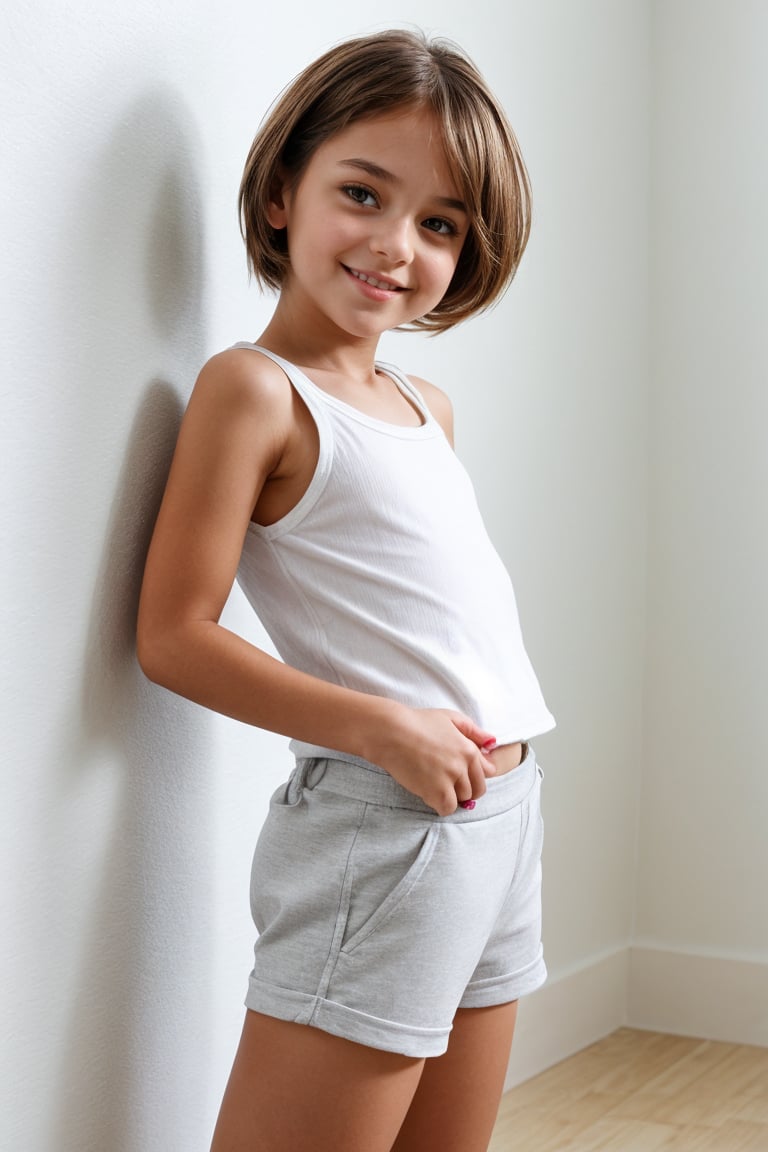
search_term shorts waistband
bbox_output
[292,744,539,820]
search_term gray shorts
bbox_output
[244,745,546,1057]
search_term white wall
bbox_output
[629,0,768,1036]
[10,1,762,1149]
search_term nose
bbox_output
[371,215,414,265]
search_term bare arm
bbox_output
[137,352,494,813]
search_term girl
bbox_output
[137,28,555,1152]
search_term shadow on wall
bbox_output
[48,88,216,1152]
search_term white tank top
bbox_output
[234,344,555,764]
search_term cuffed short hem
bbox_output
[459,952,548,1010]
[245,976,450,1058]
[245,748,546,1059]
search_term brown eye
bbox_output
[342,184,377,207]
[423,217,457,236]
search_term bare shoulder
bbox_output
[408,374,455,445]
[181,345,300,468]
[190,346,294,420]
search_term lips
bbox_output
[346,267,406,292]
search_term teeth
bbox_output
[351,269,399,291]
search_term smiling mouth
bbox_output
[346,267,406,292]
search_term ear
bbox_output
[266,168,290,230]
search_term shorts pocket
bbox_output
[340,816,441,955]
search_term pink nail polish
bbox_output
[482,738,497,751]
[459,799,476,810]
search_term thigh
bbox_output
[391,1002,518,1152]
[210,1010,425,1152]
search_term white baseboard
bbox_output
[504,945,768,1092]
[628,945,768,1047]
[504,948,629,1090]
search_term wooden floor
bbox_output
[489,1028,768,1150]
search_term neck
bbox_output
[257,296,385,380]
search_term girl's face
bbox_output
[267,107,469,341]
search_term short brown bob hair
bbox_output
[239,29,531,333]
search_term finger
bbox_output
[454,773,474,804]
[482,754,498,778]
[449,713,497,751]
[433,786,458,817]
[467,756,488,799]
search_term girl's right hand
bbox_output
[363,705,498,816]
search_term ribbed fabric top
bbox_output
[234,344,555,765]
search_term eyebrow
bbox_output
[339,157,468,214]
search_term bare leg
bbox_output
[391,1001,518,1152]
[210,1010,425,1152]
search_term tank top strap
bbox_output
[373,360,436,427]
[230,343,438,437]
[229,342,332,423]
